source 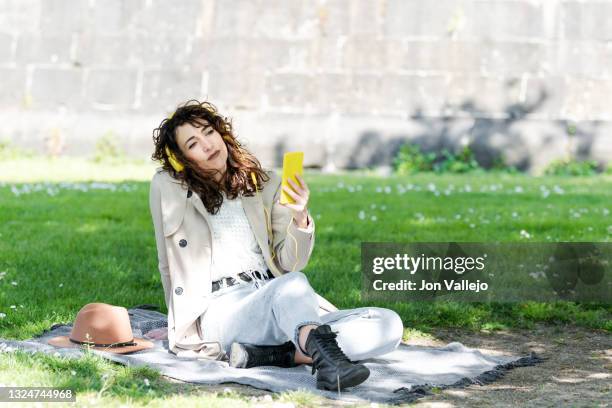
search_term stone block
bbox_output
[84,68,137,109]
[91,0,145,34]
[264,73,317,110]
[552,41,612,78]
[131,0,201,36]
[466,0,544,40]
[380,74,448,115]
[562,77,612,120]
[316,0,350,38]
[0,67,24,107]
[15,34,73,64]
[348,0,384,36]
[477,40,546,75]
[140,69,203,113]
[561,1,612,41]
[207,69,265,109]
[0,32,15,63]
[40,0,90,34]
[30,68,82,108]
[342,35,388,71]
[387,40,480,72]
[0,0,42,34]
[384,0,466,38]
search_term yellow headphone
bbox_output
[165,146,185,172]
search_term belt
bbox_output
[211,268,274,292]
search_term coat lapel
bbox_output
[240,194,272,258]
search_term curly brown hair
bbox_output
[151,100,270,214]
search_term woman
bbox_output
[149,100,404,390]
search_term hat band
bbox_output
[69,337,137,348]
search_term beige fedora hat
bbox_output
[48,303,154,354]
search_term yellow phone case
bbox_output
[280,151,304,205]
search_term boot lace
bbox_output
[310,331,351,374]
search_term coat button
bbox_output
[175,287,183,295]
[179,239,187,247]
[187,190,193,198]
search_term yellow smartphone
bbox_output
[280,151,304,205]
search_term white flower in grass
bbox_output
[469,224,476,228]
[603,208,609,216]
[358,211,366,220]
[520,230,531,239]
[144,378,150,387]
[384,186,391,194]
[10,305,16,309]
[370,215,377,222]
[370,204,377,209]
[0,313,5,318]
[59,283,63,287]
[514,186,523,193]
[512,212,518,218]
[71,370,76,376]
[464,184,472,192]
[455,214,461,219]
[10,281,17,286]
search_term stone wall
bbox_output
[0,0,610,172]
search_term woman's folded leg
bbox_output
[320,307,404,361]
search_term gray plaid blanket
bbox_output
[0,306,541,405]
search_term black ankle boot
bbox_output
[229,341,298,369]
[305,324,370,390]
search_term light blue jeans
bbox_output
[199,271,404,361]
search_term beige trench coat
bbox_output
[149,167,337,360]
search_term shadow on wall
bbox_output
[311,80,602,173]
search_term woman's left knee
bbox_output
[370,307,404,346]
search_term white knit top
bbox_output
[208,192,269,282]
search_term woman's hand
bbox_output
[280,174,310,228]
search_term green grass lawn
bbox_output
[0,157,610,406]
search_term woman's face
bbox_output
[175,119,228,180]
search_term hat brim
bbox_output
[47,336,154,354]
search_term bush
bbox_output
[92,131,125,163]
[392,144,436,175]
[434,146,481,174]
[544,159,599,176]
[0,138,35,159]
[393,143,484,175]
